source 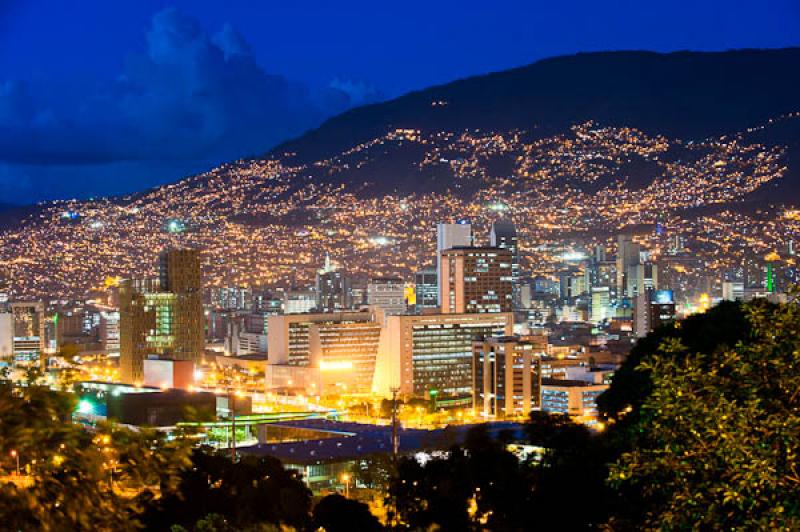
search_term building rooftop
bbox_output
[238,420,524,464]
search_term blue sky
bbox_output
[0,0,798,203]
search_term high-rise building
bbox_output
[626,262,658,298]
[616,234,641,298]
[0,276,9,312]
[10,302,46,367]
[209,287,251,311]
[490,220,520,306]
[722,280,745,301]
[99,310,120,356]
[633,289,676,338]
[265,310,380,392]
[436,222,472,304]
[440,247,513,314]
[367,277,406,315]
[374,312,513,398]
[282,289,317,314]
[472,336,542,418]
[414,268,438,311]
[0,311,11,362]
[120,249,204,384]
[590,287,611,325]
[541,379,609,423]
[316,254,351,312]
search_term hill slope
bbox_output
[275,49,800,160]
[1,49,800,298]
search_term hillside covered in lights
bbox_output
[1,48,800,298]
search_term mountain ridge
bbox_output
[269,48,800,169]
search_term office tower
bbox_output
[559,269,587,302]
[250,288,282,314]
[722,280,745,302]
[590,286,611,325]
[367,277,406,315]
[616,234,641,297]
[440,247,513,314]
[436,222,472,304]
[541,379,609,422]
[99,310,120,356]
[0,276,9,312]
[0,311,11,362]
[265,311,380,392]
[120,249,204,384]
[633,289,676,338]
[593,245,607,263]
[349,278,368,309]
[626,262,658,298]
[282,289,317,314]
[374,312,513,398]
[414,268,438,311]
[10,302,46,367]
[308,320,383,393]
[209,287,251,311]
[519,283,532,309]
[490,220,520,306]
[669,234,685,255]
[316,254,351,312]
[473,336,542,418]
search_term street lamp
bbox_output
[341,472,351,498]
[10,450,19,476]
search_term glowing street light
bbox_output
[341,472,351,498]
[10,450,20,476]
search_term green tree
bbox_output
[313,494,383,532]
[609,298,800,529]
[389,425,534,531]
[143,450,312,531]
[0,385,192,531]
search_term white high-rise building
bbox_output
[0,312,12,362]
[590,287,611,325]
[367,277,406,315]
[436,222,472,305]
[722,281,745,301]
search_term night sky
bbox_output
[1,0,798,203]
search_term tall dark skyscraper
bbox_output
[120,248,204,384]
[316,254,351,312]
[490,220,520,306]
[414,267,438,312]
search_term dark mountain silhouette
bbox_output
[275,49,800,161]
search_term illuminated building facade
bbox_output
[8,302,46,367]
[633,289,676,338]
[414,268,438,311]
[266,310,380,391]
[316,254,351,312]
[374,312,513,398]
[440,247,513,314]
[541,378,609,423]
[119,249,204,384]
[616,234,641,298]
[436,222,473,305]
[366,276,406,315]
[309,320,383,393]
[590,286,610,325]
[472,336,542,418]
[490,220,520,306]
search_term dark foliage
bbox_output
[312,494,383,532]
[142,450,312,531]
